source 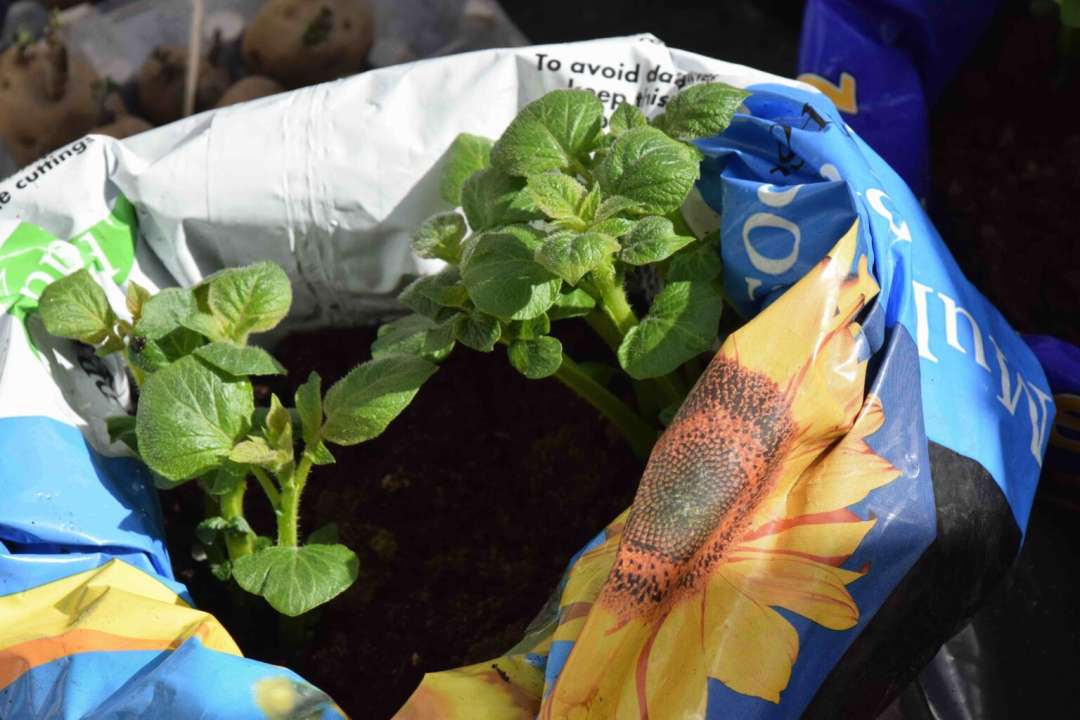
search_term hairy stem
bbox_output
[219,481,254,560]
[584,310,622,354]
[277,455,314,547]
[554,352,656,459]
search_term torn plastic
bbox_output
[1,35,1051,718]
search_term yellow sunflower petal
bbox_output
[394,655,543,720]
[644,598,709,717]
[541,609,652,720]
[720,555,861,631]
[703,574,799,703]
[737,518,877,561]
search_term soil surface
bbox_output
[163,326,644,718]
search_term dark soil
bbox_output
[162,325,644,718]
[929,2,1080,346]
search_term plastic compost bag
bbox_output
[0,35,1052,719]
[796,0,1001,197]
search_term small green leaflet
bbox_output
[658,82,750,141]
[321,356,437,445]
[508,336,563,379]
[136,287,196,340]
[294,371,323,446]
[617,280,722,379]
[535,231,619,285]
[452,311,500,352]
[129,327,205,374]
[202,461,247,496]
[229,436,280,466]
[440,133,493,205]
[412,212,466,263]
[619,216,696,266]
[597,127,700,216]
[526,173,587,221]
[232,544,359,617]
[38,269,116,344]
[307,523,340,545]
[510,314,550,340]
[205,262,292,342]
[491,90,604,176]
[667,240,723,281]
[372,314,455,361]
[590,217,636,238]
[399,267,469,312]
[135,355,254,481]
[460,225,562,320]
[106,414,138,452]
[609,102,648,136]
[461,167,540,233]
[595,195,645,222]
[265,394,293,455]
[126,281,151,322]
[193,342,285,376]
[548,288,596,320]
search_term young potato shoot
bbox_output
[380,83,749,458]
[37,262,436,616]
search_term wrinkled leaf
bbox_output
[461,167,541,233]
[452,311,501,352]
[136,288,198,340]
[193,342,285,376]
[461,225,562,320]
[590,217,636,238]
[527,173,587,220]
[372,314,455,361]
[617,280,722,379]
[412,212,467,263]
[399,267,469,313]
[265,394,292,456]
[229,436,280,466]
[136,355,254,481]
[38,269,116,344]
[659,82,750,141]
[597,127,700,216]
[206,262,292,342]
[609,102,648,135]
[440,133,493,205]
[619,216,696,265]
[322,356,436,445]
[232,544,359,616]
[491,89,604,176]
[508,336,563,379]
[667,240,723,281]
[578,183,602,223]
[535,231,619,285]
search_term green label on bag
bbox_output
[0,196,137,322]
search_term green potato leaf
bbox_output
[597,127,700,216]
[667,240,723,281]
[295,371,323,446]
[452,310,501,352]
[491,89,604,176]
[548,287,597,320]
[38,269,116,344]
[193,342,285,376]
[202,461,247,496]
[507,336,563,379]
[412,212,467,263]
[461,225,562,320]
[106,414,138,452]
[135,287,198,340]
[595,195,646,222]
[461,167,541,233]
[617,280,722,379]
[440,133,493,205]
[321,356,437,446]
[399,267,469,313]
[578,183,602,223]
[590,217,636,238]
[535,231,619,285]
[619,216,696,266]
[232,544,359,616]
[609,102,648,136]
[307,523,340,545]
[206,262,292,342]
[129,327,206,374]
[229,436,281,467]
[135,355,254,481]
[126,281,152,322]
[658,82,750,141]
[265,393,293,457]
[510,314,551,340]
[372,314,455,361]
[527,173,588,220]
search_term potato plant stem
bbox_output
[278,455,314,547]
[554,352,656,459]
[219,481,254,560]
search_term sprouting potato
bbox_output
[216,75,285,108]
[0,33,102,166]
[242,0,374,89]
[136,44,230,125]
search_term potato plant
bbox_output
[37,262,436,616]
[380,84,748,457]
